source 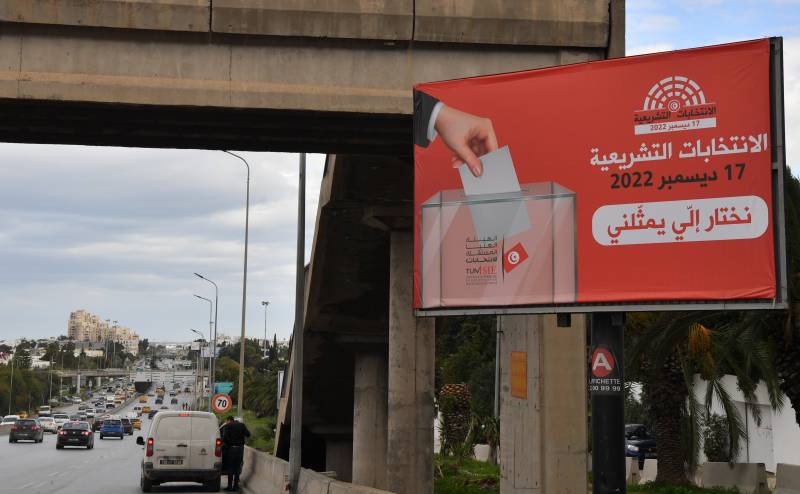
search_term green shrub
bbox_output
[703,413,732,462]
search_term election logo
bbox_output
[504,242,529,273]
[633,75,717,135]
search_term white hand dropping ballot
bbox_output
[458,146,531,239]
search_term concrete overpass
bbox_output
[0,1,624,493]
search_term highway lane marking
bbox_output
[47,471,60,477]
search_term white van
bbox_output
[137,411,221,492]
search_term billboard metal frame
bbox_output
[416,37,789,317]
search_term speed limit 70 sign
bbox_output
[211,393,232,413]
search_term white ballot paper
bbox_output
[458,146,531,239]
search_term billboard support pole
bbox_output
[590,312,626,494]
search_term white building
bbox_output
[694,374,800,472]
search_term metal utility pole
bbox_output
[493,317,501,418]
[194,272,219,412]
[590,312,626,494]
[261,301,270,358]
[48,353,54,403]
[289,153,306,493]
[112,320,118,367]
[8,346,15,415]
[223,150,251,417]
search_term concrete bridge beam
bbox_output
[352,350,388,489]
[387,231,435,494]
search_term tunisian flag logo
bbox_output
[504,242,529,273]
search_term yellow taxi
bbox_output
[18,411,28,419]
[138,396,147,403]
[142,406,151,414]
[132,418,142,430]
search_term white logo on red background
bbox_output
[634,75,717,135]
[591,347,616,378]
[504,243,529,273]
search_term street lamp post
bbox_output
[112,320,118,367]
[194,272,218,412]
[190,329,205,411]
[222,150,251,417]
[194,294,214,396]
[261,301,270,358]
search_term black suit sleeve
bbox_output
[414,90,440,148]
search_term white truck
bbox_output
[37,405,52,417]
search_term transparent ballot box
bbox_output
[420,182,576,308]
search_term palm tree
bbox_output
[626,311,783,484]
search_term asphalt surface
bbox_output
[0,385,209,494]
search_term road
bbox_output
[0,384,211,494]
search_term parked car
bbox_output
[137,411,222,492]
[52,413,70,429]
[625,424,657,468]
[121,418,134,435]
[1,415,20,426]
[57,421,94,449]
[100,418,124,439]
[9,418,44,443]
[38,416,58,434]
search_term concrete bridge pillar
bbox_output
[352,350,388,489]
[387,231,435,494]
[499,314,588,494]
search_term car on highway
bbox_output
[52,413,70,429]
[170,398,178,405]
[37,405,52,417]
[154,398,163,405]
[38,416,58,434]
[17,411,28,419]
[137,411,222,492]
[132,418,142,430]
[95,407,105,415]
[148,410,158,419]
[133,406,143,416]
[69,414,81,421]
[142,406,151,414]
[100,418,124,439]
[160,406,169,410]
[9,418,44,443]
[86,409,96,419]
[92,415,107,432]
[139,396,148,403]
[625,424,657,468]
[105,402,115,409]
[1,415,20,426]
[57,421,94,449]
[121,418,134,435]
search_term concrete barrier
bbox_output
[700,462,770,494]
[473,444,491,462]
[240,446,396,494]
[640,459,657,484]
[626,457,640,485]
[776,463,800,494]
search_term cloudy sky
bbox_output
[1,1,798,343]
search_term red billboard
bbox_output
[413,38,787,313]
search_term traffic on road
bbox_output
[0,378,223,493]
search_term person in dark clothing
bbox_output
[413,89,498,177]
[221,416,251,491]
